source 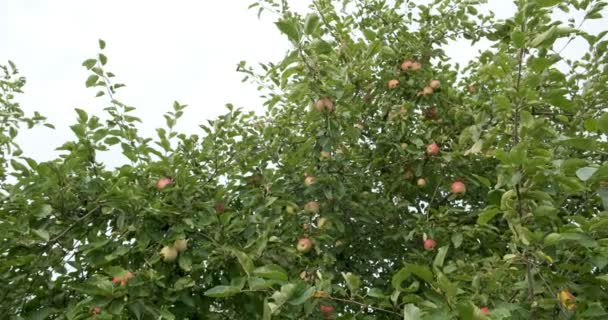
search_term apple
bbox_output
[451,181,466,194]
[400,143,409,150]
[320,151,331,160]
[335,145,344,154]
[400,60,413,71]
[558,289,576,310]
[286,205,297,214]
[424,106,438,119]
[468,84,476,94]
[304,201,320,214]
[174,239,188,252]
[315,97,334,112]
[388,79,400,89]
[160,245,178,262]
[426,143,439,156]
[296,238,313,253]
[417,178,427,187]
[429,79,441,89]
[215,202,226,214]
[424,239,436,250]
[480,307,490,315]
[304,175,316,186]
[422,86,434,95]
[404,170,414,180]
[320,304,335,315]
[300,270,315,282]
[155,177,173,190]
[411,61,422,71]
[111,276,121,284]
[317,217,328,228]
[91,307,102,315]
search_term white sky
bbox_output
[0,1,604,168]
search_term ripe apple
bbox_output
[411,61,422,71]
[451,181,466,194]
[304,175,316,186]
[111,276,121,284]
[422,86,434,95]
[320,304,335,315]
[480,307,490,315]
[215,202,226,214]
[417,178,427,187]
[425,106,438,119]
[155,177,173,190]
[388,79,400,89]
[304,201,320,214]
[160,245,178,262]
[296,238,313,253]
[426,143,439,156]
[315,97,334,112]
[424,239,436,250]
[286,205,297,214]
[174,239,188,252]
[558,289,576,310]
[400,60,413,71]
[429,79,441,89]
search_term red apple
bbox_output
[426,143,439,156]
[429,79,441,89]
[320,305,335,314]
[480,307,490,315]
[388,79,400,89]
[155,177,173,190]
[296,238,313,253]
[400,60,413,71]
[215,202,226,214]
[111,276,121,284]
[451,181,466,194]
[424,239,436,250]
[411,61,422,71]
[304,201,320,214]
[425,106,438,119]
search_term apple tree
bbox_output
[1,0,608,319]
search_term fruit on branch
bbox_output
[215,202,226,214]
[420,86,434,96]
[411,61,422,71]
[417,178,427,187]
[480,307,490,315]
[304,201,320,214]
[304,175,316,186]
[388,79,400,89]
[155,177,173,190]
[451,181,466,194]
[468,84,476,94]
[296,237,313,253]
[429,79,441,89]
[91,307,102,315]
[404,169,414,180]
[426,143,440,156]
[174,239,188,252]
[400,143,409,150]
[320,304,335,316]
[111,271,134,286]
[317,217,328,228]
[400,60,413,70]
[299,270,315,282]
[160,245,178,262]
[424,106,438,119]
[315,97,334,112]
[320,151,331,160]
[286,205,297,214]
[424,239,436,250]
[558,289,576,310]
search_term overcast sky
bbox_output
[0,1,604,168]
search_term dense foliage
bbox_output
[1,0,608,319]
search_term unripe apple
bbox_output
[304,175,316,186]
[155,177,173,190]
[451,181,466,194]
[404,170,414,180]
[174,239,188,252]
[424,239,436,250]
[411,61,422,71]
[296,238,313,253]
[426,143,440,156]
[286,205,297,214]
[417,178,427,187]
[320,304,335,315]
[429,79,441,89]
[160,245,178,262]
[304,201,320,214]
[400,143,409,150]
[424,106,438,119]
[317,217,328,228]
[388,79,400,89]
[91,307,102,315]
[320,151,331,160]
[299,270,315,282]
[315,97,334,112]
[480,307,490,315]
[468,84,476,94]
[558,289,576,310]
[400,60,413,71]
[215,202,226,214]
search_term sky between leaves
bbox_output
[0,0,604,168]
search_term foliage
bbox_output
[1,0,608,319]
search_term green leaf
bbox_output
[303,14,320,35]
[178,255,192,272]
[407,264,434,283]
[342,272,361,296]
[403,304,422,320]
[576,167,598,181]
[275,19,300,42]
[477,207,500,225]
[85,74,99,88]
[82,59,97,69]
[99,39,106,49]
[433,246,449,268]
[204,285,241,298]
[597,113,608,133]
[530,26,557,48]
[230,248,254,276]
[511,30,525,48]
[75,108,88,123]
[535,0,564,7]
[451,233,463,248]
[253,264,288,281]
[32,229,50,242]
